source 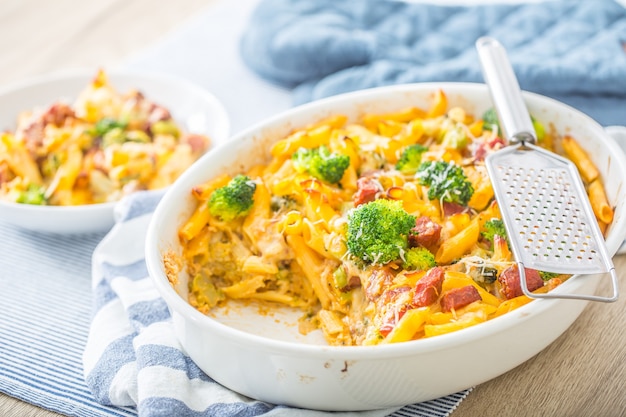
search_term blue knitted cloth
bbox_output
[240,0,626,126]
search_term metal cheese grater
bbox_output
[475,37,618,303]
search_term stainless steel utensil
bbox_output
[475,36,618,303]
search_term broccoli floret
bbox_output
[483,107,545,142]
[481,218,507,243]
[346,199,416,265]
[101,127,127,147]
[330,266,355,302]
[93,117,127,137]
[208,175,256,221]
[270,195,297,212]
[415,161,474,206]
[151,120,180,138]
[101,127,150,148]
[16,183,47,205]
[292,146,350,184]
[395,144,428,174]
[539,271,559,281]
[359,150,387,173]
[441,125,468,149]
[479,266,499,284]
[403,247,436,271]
[481,219,511,250]
[482,108,500,135]
[532,117,546,142]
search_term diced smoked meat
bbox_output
[89,146,107,171]
[0,162,11,184]
[353,177,381,207]
[442,202,467,217]
[364,267,394,301]
[409,216,442,249]
[498,266,544,299]
[21,121,45,154]
[380,285,410,305]
[473,136,505,161]
[378,286,411,336]
[42,103,75,126]
[147,104,171,124]
[21,103,76,154]
[411,266,444,307]
[440,285,481,312]
[181,133,209,154]
[123,90,171,125]
[379,306,407,337]
[341,275,361,292]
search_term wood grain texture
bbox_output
[1,1,625,416]
[0,0,214,85]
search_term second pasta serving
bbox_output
[175,90,613,346]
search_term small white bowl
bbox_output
[146,83,626,411]
[0,69,230,234]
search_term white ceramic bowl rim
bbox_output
[0,67,226,103]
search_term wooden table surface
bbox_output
[1,1,625,416]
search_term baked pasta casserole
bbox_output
[176,90,612,346]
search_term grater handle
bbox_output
[476,37,536,145]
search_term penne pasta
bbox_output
[436,219,480,264]
[179,201,211,242]
[286,235,333,309]
[0,132,42,184]
[588,179,614,224]
[562,135,599,183]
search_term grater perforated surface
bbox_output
[477,36,617,301]
[486,144,609,275]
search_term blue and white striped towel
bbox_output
[82,190,471,416]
